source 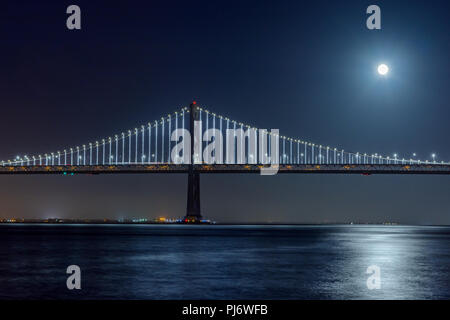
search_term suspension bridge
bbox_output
[1,102,450,222]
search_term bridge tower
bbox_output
[184,101,202,222]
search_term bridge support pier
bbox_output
[185,171,202,222]
[183,101,203,223]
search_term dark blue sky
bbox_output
[0,0,449,224]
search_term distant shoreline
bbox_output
[0,221,447,227]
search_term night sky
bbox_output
[0,0,449,224]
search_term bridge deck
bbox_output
[1,164,450,174]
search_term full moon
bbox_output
[377,64,389,75]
